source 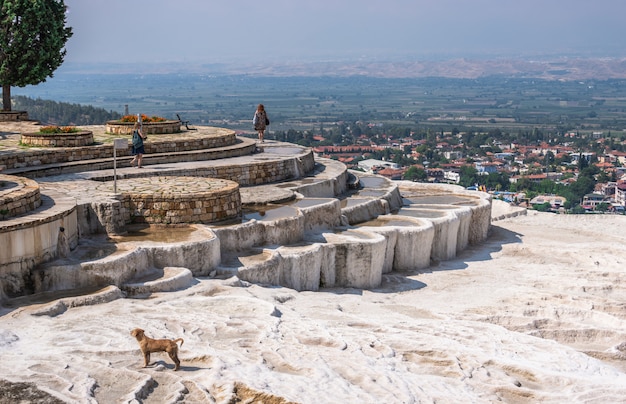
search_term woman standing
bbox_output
[130,121,147,168]
[253,104,269,143]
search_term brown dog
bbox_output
[130,328,184,371]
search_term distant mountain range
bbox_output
[62,57,626,80]
[224,58,626,80]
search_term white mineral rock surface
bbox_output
[1,203,626,403]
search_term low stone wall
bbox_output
[20,131,94,147]
[119,177,241,225]
[76,198,127,236]
[184,154,315,186]
[0,175,41,219]
[105,120,181,135]
[0,131,238,171]
[0,111,28,121]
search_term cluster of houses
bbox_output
[313,131,626,212]
[584,182,626,213]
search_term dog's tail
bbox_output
[174,338,184,346]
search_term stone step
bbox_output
[3,137,257,178]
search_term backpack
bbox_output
[132,130,143,147]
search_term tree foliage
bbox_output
[458,165,479,188]
[12,95,122,125]
[0,0,72,111]
[403,166,427,182]
[533,202,552,212]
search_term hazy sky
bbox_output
[65,0,625,65]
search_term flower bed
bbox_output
[105,120,181,135]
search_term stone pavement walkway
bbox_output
[0,121,231,156]
[29,139,320,203]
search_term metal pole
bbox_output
[112,138,128,195]
[113,145,117,194]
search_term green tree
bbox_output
[544,151,555,171]
[403,166,427,182]
[459,165,479,188]
[596,170,610,183]
[0,0,72,111]
[533,202,552,212]
[595,202,609,212]
[12,95,122,125]
[577,153,589,171]
[537,179,556,194]
[569,176,595,204]
[484,172,510,191]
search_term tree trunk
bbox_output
[2,84,11,111]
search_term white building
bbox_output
[444,170,460,184]
[358,159,400,173]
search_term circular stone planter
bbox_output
[20,131,94,147]
[105,120,181,135]
[116,176,241,224]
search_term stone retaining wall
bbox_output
[105,121,181,135]
[0,132,238,171]
[176,153,315,186]
[120,178,241,225]
[76,199,128,236]
[124,193,240,225]
[0,175,41,219]
[20,131,94,147]
[0,111,29,121]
